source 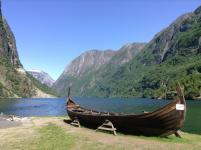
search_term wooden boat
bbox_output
[66,83,186,137]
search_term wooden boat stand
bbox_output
[96,120,117,135]
[70,118,80,127]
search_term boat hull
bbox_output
[66,84,186,136]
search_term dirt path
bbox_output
[0,117,201,150]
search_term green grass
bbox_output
[20,124,75,150]
[36,124,75,150]
[136,134,191,144]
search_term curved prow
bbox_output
[67,97,76,108]
[66,87,76,108]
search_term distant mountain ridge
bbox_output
[27,70,55,87]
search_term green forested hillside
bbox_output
[0,56,57,98]
[84,8,201,99]
[0,56,34,97]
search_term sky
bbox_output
[2,0,201,80]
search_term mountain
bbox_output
[133,6,201,99]
[53,49,116,95]
[53,43,145,96]
[54,5,201,99]
[27,70,55,87]
[0,2,55,98]
[78,5,201,99]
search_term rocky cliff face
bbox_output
[27,70,55,87]
[0,10,22,67]
[63,49,115,77]
[109,43,146,65]
[144,14,193,63]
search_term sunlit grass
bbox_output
[0,124,75,150]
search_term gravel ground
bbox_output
[0,114,22,128]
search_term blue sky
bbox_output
[2,0,201,80]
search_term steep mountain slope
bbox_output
[27,70,55,87]
[0,17,22,67]
[135,6,201,99]
[109,43,145,65]
[0,3,54,98]
[81,5,201,99]
[53,43,145,96]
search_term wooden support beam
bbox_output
[96,120,117,135]
[70,118,80,127]
[174,131,181,138]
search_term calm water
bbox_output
[0,97,201,135]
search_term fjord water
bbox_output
[0,98,200,135]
